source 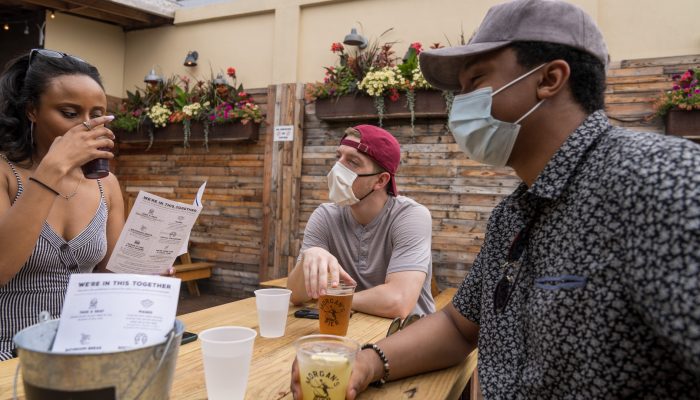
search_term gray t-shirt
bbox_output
[300,196,435,316]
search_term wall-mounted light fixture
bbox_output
[343,28,367,49]
[212,73,227,86]
[183,51,198,67]
[143,67,163,85]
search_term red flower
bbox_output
[410,42,423,54]
[331,42,344,53]
[238,91,248,97]
[226,67,236,77]
[389,88,400,102]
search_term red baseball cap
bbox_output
[340,124,400,196]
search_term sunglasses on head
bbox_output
[28,48,86,68]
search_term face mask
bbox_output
[448,64,546,167]
[327,162,380,206]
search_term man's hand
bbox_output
[301,247,356,298]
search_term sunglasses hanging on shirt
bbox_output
[493,207,542,314]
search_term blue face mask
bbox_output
[448,64,546,167]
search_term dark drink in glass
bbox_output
[81,149,110,179]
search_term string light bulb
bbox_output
[3,23,9,31]
[50,10,55,19]
[24,22,29,35]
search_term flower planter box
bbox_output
[117,121,260,146]
[664,109,700,138]
[314,90,447,121]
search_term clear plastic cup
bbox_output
[295,334,359,400]
[318,283,356,336]
[199,326,257,400]
[254,288,292,338]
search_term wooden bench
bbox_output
[174,253,214,296]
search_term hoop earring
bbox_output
[29,122,34,150]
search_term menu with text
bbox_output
[52,274,180,353]
[106,184,205,275]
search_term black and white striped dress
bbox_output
[0,156,108,360]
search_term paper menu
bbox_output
[106,183,205,275]
[51,274,180,353]
[178,181,207,256]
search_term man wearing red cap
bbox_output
[287,124,435,318]
[291,0,699,398]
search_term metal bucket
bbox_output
[13,318,184,400]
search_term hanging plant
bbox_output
[404,88,416,129]
[203,122,210,151]
[112,67,262,150]
[443,90,455,131]
[372,95,386,127]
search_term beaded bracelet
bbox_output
[361,343,390,387]
[28,177,60,197]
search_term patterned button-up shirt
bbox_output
[454,111,700,398]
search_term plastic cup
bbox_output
[254,288,292,338]
[295,334,359,400]
[199,326,257,400]
[318,283,356,336]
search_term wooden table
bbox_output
[259,277,289,289]
[0,297,476,400]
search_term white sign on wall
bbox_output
[274,125,294,141]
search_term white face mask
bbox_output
[448,64,546,167]
[327,162,381,206]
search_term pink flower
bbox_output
[238,91,247,97]
[227,67,236,77]
[410,42,423,53]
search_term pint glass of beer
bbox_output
[318,283,356,336]
[295,334,359,400]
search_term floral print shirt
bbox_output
[454,111,700,399]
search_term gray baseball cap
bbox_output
[419,0,609,91]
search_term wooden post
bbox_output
[260,83,304,283]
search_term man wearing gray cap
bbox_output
[289,0,700,398]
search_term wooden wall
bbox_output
[300,114,520,290]
[605,54,700,132]
[116,88,269,299]
[114,55,698,298]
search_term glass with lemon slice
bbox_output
[295,334,359,400]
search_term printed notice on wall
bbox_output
[274,125,294,141]
[52,274,180,353]
[106,183,205,275]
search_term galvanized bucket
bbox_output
[13,318,183,399]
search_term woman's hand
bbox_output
[40,115,116,176]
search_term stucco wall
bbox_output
[123,11,275,96]
[44,0,700,96]
[45,12,125,97]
